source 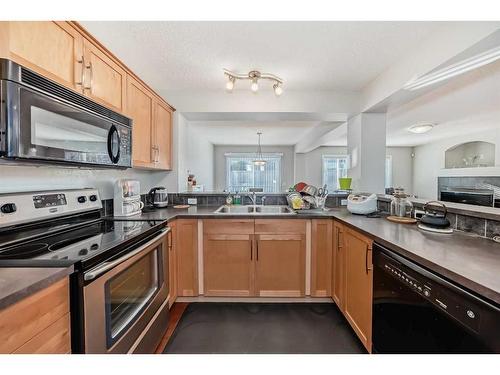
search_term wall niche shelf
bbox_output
[444,141,495,169]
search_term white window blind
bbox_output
[322,155,348,191]
[225,153,282,193]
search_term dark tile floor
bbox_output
[163,302,366,354]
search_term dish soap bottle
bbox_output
[233,192,241,205]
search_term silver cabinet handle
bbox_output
[84,227,170,281]
[84,61,93,90]
[76,55,85,89]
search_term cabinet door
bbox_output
[83,39,126,112]
[153,100,173,170]
[5,21,83,92]
[127,76,154,168]
[168,221,178,308]
[204,234,254,297]
[343,227,373,352]
[311,219,333,297]
[332,221,345,309]
[176,219,199,297]
[255,234,305,297]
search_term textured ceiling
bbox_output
[80,21,444,92]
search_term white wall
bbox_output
[295,146,348,187]
[0,164,173,200]
[214,145,295,192]
[295,146,412,192]
[347,113,387,193]
[412,128,500,199]
[386,147,414,193]
[175,118,215,192]
[160,89,360,115]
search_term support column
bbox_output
[347,113,386,193]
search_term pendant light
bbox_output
[253,132,266,166]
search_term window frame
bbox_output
[224,152,283,193]
[321,154,349,191]
[385,154,393,189]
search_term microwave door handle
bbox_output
[84,227,170,281]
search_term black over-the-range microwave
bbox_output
[0,58,132,168]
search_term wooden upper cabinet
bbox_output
[332,221,345,309]
[83,39,126,112]
[127,76,154,168]
[311,219,333,297]
[2,21,84,92]
[343,227,373,353]
[254,219,306,297]
[176,219,199,297]
[154,100,173,170]
[203,220,254,297]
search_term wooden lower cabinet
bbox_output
[0,277,71,354]
[255,233,306,297]
[332,221,345,308]
[168,221,178,308]
[203,220,254,296]
[175,219,199,297]
[311,219,333,297]
[255,219,306,297]
[342,225,374,353]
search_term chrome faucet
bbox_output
[249,191,257,206]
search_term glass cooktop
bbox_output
[0,218,164,269]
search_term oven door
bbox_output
[1,80,131,167]
[83,228,169,354]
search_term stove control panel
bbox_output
[33,194,67,209]
[0,189,102,228]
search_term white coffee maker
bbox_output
[113,179,144,216]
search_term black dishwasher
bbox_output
[372,243,500,353]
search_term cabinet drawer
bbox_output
[0,278,69,353]
[255,219,306,234]
[203,219,254,235]
[13,314,71,354]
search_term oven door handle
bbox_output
[84,227,170,281]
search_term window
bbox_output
[225,153,282,193]
[322,155,348,191]
[385,155,393,189]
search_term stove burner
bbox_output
[0,242,49,259]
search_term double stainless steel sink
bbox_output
[214,205,296,215]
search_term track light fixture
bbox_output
[224,69,284,96]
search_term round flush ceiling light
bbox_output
[408,122,435,134]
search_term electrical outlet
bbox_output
[187,198,197,205]
[414,208,425,219]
